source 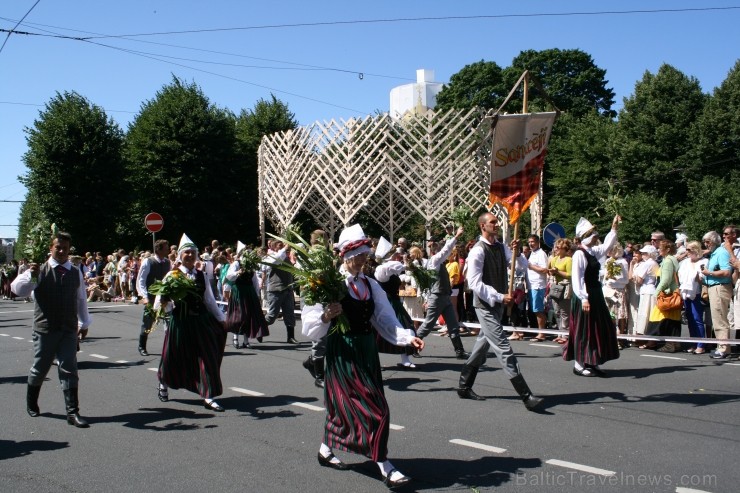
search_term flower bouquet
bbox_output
[24,221,57,265]
[144,270,201,330]
[264,232,350,334]
[405,259,438,293]
[605,258,622,280]
[238,247,262,275]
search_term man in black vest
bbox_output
[415,226,468,359]
[136,239,171,356]
[263,240,298,344]
[456,213,543,411]
[12,231,92,427]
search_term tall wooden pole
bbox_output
[507,72,528,298]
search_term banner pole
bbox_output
[507,72,528,317]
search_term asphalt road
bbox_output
[1,299,738,493]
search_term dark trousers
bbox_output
[29,330,79,389]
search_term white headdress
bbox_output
[178,233,198,254]
[236,241,246,256]
[337,224,371,260]
[575,217,595,239]
[374,236,393,260]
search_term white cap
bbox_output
[639,245,657,254]
[337,224,371,260]
[375,236,393,259]
[236,241,246,256]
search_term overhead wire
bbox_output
[0,0,41,54]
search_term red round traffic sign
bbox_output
[144,212,164,233]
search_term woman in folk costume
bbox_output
[565,216,622,377]
[372,237,418,369]
[225,241,269,349]
[301,224,424,488]
[156,234,228,411]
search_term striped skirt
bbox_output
[158,308,227,398]
[563,295,620,366]
[225,282,270,339]
[375,297,414,355]
[324,332,389,462]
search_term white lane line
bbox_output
[115,360,129,364]
[12,336,24,340]
[389,424,405,431]
[530,343,561,348]
[148,368,158,372]
[640,354,687,361]
[725,363,740,366]
[0,309,34,314]
[676,487,714,493]
[0,333,9,336]
[449,439,506,454]
[230,387,265,397]
[546,459,615,476]
[89,354,109,360]
[291,401,324,412]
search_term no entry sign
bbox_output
[144,212,164,233]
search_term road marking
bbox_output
[12,336,24,340]
[116,360,129,364]
[0,309,34,314]
[449,439,506,454]
[725,363,740,366]
[0,333,9,336]
[530,343,561,348]
[230,387,265,397]
[89,354,109,359]
[640,354,686,361]
[546,459,615,476]
[148,368,158,372]
[389,424,405,431]
[676,487,714,493]
[291,402,324,412]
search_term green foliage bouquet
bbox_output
[264,233,350,334]
[24,221,57,265]
[405,259,438,293]
[238,248,262,275]
[144,270,201,329]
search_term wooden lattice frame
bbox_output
[258,107,513,242]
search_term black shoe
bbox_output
[257,337,263,343]
[455,350,469,360]
[240,342,251,349]
[138,347,149,357]
[411,349,422,358]
[588,366,608,378]
[204,400,224,412]
[317,452,350,470]
[383,470,411,488]
[158,387,169,402]
[523,395,544,411]
[457,387,485,400]
[573,367,595,377]
[303,357,317,379]
[710,352,729,359]
[27,385,41,417]
[232,339,239,349]
[67,413,89,428]
[286,338,299,344]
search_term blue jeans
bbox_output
[684,297,706,349]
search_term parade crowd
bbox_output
[6,217,739,488]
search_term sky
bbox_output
[1,0,739,242]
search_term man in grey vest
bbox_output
[263,240,298,344]
[12,231,92,427]
[136,239,171,356]
[415,226,468,359]
[456,213,543,411]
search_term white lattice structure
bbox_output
[258,107,511,243]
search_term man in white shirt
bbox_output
[526,235,549,341]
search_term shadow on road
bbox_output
[84,405,217,430]
[0,375,28,385]
[78,360,147,370]
[219,394,320,420]
[350,455,543,491]
[0,439,69,460]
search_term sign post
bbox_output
[144,212,164,251]
[542,222,566,249]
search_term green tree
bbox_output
[235,94,298,239]
[505,48,616,117]
[683,171,740,240]
[19,91,125,253]
[123,76,240,249]
[614,64,706,205]
[435,60,507,111]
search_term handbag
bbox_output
[549,282,566,301]
[656,290,682,311]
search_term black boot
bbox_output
[27,384,41,417]
[63,388,89,428]
[510,374,544,411]
[457,365,484,400]
[313,357,325,388]
[286,326,298,345]
[450,335,469,360]
[303,356,317,379]
[138,334,149,356]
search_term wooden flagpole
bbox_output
[507,72,529,302]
